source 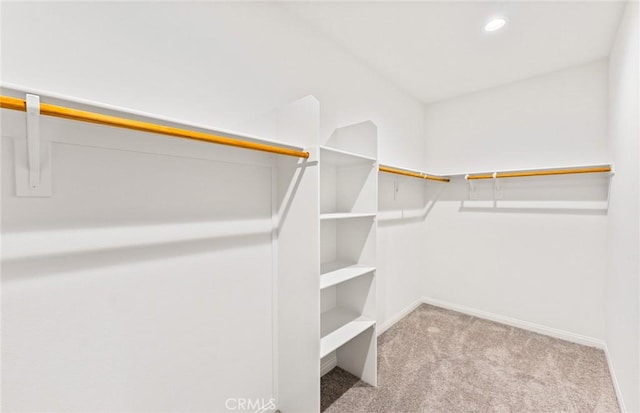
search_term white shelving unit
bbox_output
[318,121,378,393]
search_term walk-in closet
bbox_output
[1,1,638,413]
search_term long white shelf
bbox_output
[442,163,614,179]
[320,307,375,358]
[320,261,375,290]
[320,212,376,220]
[1,83,305,152]
[320,146,376,166]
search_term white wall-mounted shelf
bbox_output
[442,163,614,180]
[1,84,306,153]
[320,262,376,290]
[320,146,376,166]
[320,307,375,358]
[320,212,376,220]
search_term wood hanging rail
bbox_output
[466,166,611,180]
[0,95,309,159]
[379,165,450,183]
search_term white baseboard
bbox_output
[377,298,424,336]
[603,344,627,413]
[320,353,337,377]
[420,296,606,349]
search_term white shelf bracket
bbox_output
[26,94,41,189]
[465,174,478,200]
[15,94,52,197]
[493,172,503,200]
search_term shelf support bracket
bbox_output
[493,172,503,200]
[15,94,52,197]
[26,94,41,189]
[465,174,478,200]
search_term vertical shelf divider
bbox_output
[271,96,321,413]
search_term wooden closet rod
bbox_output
[466,166,611,180]
[379,165,450,183]
[0,95,309,159]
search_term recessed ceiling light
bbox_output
[485,17,507,32]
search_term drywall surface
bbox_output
[1,2,425,411]
[607,2,640,411]
[422,60,610,342]
[0,1,424,170]
[377,172,434,327]
[424,60,610,174]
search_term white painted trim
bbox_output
[320,353,338,376]
[377,298,424,336]
[420,296,606,349]
[270,166,279,407]
[603,344,627,413]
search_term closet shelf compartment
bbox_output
[320,307,375,358]
[320,212,376,220]
[320,146,377,166]
[320,262,376,290]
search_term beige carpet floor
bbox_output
[321,304,619,413]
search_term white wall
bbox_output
[0,2,424,169]
[1,2,426,411]
[422,60,610,343]
[424,60,610,174]
[377,172,432,328]
[607,2,640,411]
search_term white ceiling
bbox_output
[284,1,626,103]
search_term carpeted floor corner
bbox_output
[321,304,620,413]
